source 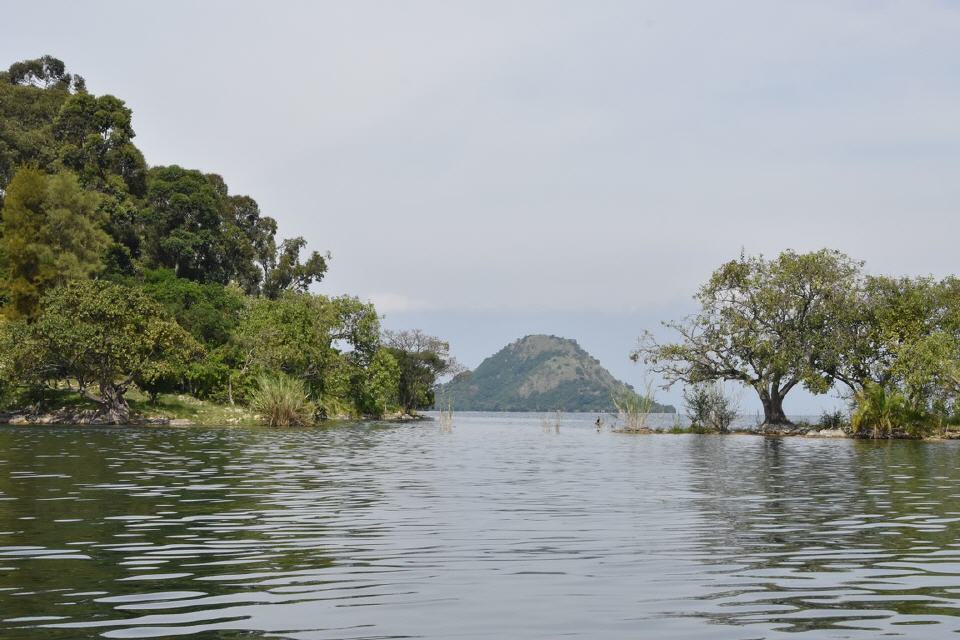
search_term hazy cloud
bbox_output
[4,0,958,412]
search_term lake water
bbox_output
[2,412,960,639]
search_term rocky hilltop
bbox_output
[435,334,675,413]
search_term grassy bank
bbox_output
[0,388,259,426]
[128,392,259,426]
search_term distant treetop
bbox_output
[3,55,86,92]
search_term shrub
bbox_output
[819,409,847,430]
[850,383,911,438]
[683,384,713,428]
[249,374,314,427]
[682,383,739,433]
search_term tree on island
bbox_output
[384,329,462,414]
[633,249,861,428]
[6,280,200,422]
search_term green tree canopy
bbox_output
[1,168,110,318]
[9,280,201,422]
[634,249,862,426]
[143,165,230,282]
[232,293,380,409]
[831,275,960,417]
[353,348,401,417]
[4,55,85,92]
[384,329,460,413]
[142,166,325,295]
[830,276,945,392]
[53,92,146,196]
[0,60,76,199]
[261,237,329,299]
[136,268,246,347]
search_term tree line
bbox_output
[0,56,455,423]
[636,249,960,438]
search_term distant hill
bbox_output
[435,334,675,413]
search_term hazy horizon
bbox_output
[4,0,959,413]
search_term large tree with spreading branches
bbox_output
[633,249,862,427]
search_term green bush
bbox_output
[249,374,314,427]
[353,348,400,417]
[682,383,738,433]
[819,409,847,430]
[850,383,913,438]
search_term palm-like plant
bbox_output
[850,383,909,439]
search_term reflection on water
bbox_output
[2,414,960,638]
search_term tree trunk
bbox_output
[99,382,131,424]
[759,389,792,429]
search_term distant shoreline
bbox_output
[4,408,955,441]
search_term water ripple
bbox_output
[2,417,960,638]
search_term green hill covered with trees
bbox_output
[0,56,455,425]
[436,335,675,413]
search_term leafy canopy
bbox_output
[384,329,459,412]
[233,293,381,407]
[635,249,861,425]
[8,280,200,420]
[1,168,110,318]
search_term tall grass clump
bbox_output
[438,402,454,432]
[613,384,656,432]
[541,410,563,433]
[250,374,314,427]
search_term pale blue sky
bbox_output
[4,1,960,413]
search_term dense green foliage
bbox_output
[0,56,452,424]
[849,383,914,439]
[639,250,960,437]
[0,57,80,194]
[136,269,245,347]
[438,334,675,413]
[355,348,401,416]
[2,280,200,421]
[1,168,109,317]
[385,329,460,413]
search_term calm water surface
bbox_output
[2,412,960,639]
